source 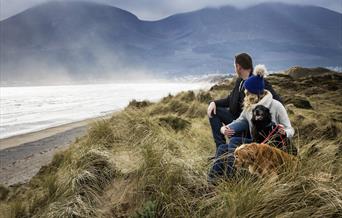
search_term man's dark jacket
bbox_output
[214,77,282,119]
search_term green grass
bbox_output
[0,72,341,217]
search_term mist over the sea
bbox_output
[0,82,209,139]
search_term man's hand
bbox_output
[207,102,216,118]
[220,125,235,137]
[278,124,286,136]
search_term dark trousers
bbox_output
[209,107,244,148]
[208,107,234,148]
[208,107,252,182]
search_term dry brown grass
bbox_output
[0,71,341,217]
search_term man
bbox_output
[207,53,282,149]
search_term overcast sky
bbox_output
[1,0,341,21]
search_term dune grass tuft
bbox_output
[0,185,9,201]
[158,115,191,132]
[127,100,153,109]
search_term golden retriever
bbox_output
[234,143,296,178]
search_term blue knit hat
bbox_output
[244,64,267,95]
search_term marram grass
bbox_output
[0,73,341,217]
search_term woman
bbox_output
[208,64,294,181]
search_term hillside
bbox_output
[1,1,341,84]
[284,66,339,79]
[0,67,341,217]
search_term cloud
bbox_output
[1,0,341,21]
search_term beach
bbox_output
[0,82,210,186]
[0,116,109,186]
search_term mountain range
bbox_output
[0,1,341,84]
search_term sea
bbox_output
[0,82,210,139]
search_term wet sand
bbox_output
[0,116,110,186]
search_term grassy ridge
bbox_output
[0,70,341,217]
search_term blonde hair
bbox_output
[243,90,267,111]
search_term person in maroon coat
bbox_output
[207,53,282,149]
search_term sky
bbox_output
[0,0,341,21]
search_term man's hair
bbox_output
[235,53,253,72]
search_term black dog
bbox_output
[251,105,278,144]
[251,105,297,155]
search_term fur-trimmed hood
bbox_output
[254,90,273,108]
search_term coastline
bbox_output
[0,114,113,186]
[0,84,211,186]
[0,115,112,151]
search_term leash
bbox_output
[261,124,286,146]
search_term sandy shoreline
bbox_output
[0,84,212,186]
[0,116,108,150]
[0,114,112,186]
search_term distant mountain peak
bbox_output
[1,1,341,85]
[4,0,139,22]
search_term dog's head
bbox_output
[234,143,259,169]
[252,105,272,126]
